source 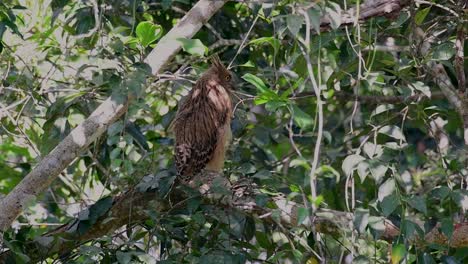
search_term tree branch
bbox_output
[0,0,229,236]
[1,174,467,263]
[430,63,468,145]
[0,0,414,241]
[0,174,392,262]
[319,0,409,31]
[455,6,466,95]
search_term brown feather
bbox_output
[173,58,234,182]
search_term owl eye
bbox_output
[225,75,231,81]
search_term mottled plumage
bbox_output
[173,56,235,183]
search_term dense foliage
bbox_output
[0,0,467,263]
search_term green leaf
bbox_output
[307,8,321,34]
[401,219,424,239]
[136,21,163,47]
[451,190,468,211]
[253,169,272,179]
[363,142,383,159]
[415,7,431,25]
[381,193,399,217]
[432,43,455,60]
[342,154,365,176]
[357,162,369,182]
[229,211,246,239]
[297,207,309,225]
[325,2,342,29]
[249,37,280,55]
[368,216,386,233]
[431,186,451,200]
[371,104,394,117]
[88,196,113,224]
[291,104,313,128]
[176,38,207,56]
[255,231,272,250]
[407,195,427,214]
[391,244,407,264]
[116,251,132,264]
[441,218,454,238]
[318,165,341,182]
[265,100,287,112]
[378,178,395,202]
[411,81,431,97]
[242,73,268,93]
[292,249,303,261]
[369,162,388,183]
[40,117,70,155]
[108,121,124,136]
[238,162,256,174]
[287,14,303,36]
[354,208,369,233]
[378,125,406,141]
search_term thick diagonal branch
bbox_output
[0,0,229,235]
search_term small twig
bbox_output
[209,39,243,50]
[205,22,224,40]
[227,14,260,69]
[287,106,304,158]
[298,8,325,261]
[415,0,459,17]
[0,97,29,117]
[455,17,466,94]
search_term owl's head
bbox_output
[209,55,236,90]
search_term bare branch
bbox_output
[455,17,466,94]
[320,0,409,31]
[209,39,243,50]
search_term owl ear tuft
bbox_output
[210,54,228,73]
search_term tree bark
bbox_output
[0,0,411,239]
[0,0,229,237]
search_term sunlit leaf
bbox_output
[378,178,395,202]
[325,2,342,29]
[391,244,407,264]
[287,14,303,36]
[415,7,431,25]
[342,154,365,176]
[291,104,313,128]
[411,81,431,97]
[432,43,455,60]
[176,38,207,56]
[354,208,369,233]
[378,125,406,141]
[307,8,321,34]
[249,36,280,54]
[136,21,163,47]
[242,73,268,93]
[297,207,309,225]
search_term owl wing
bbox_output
[173,89,226,181]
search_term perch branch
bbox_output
[0,0,412,239]
[0,0,229,236]
[1,174,467,263]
